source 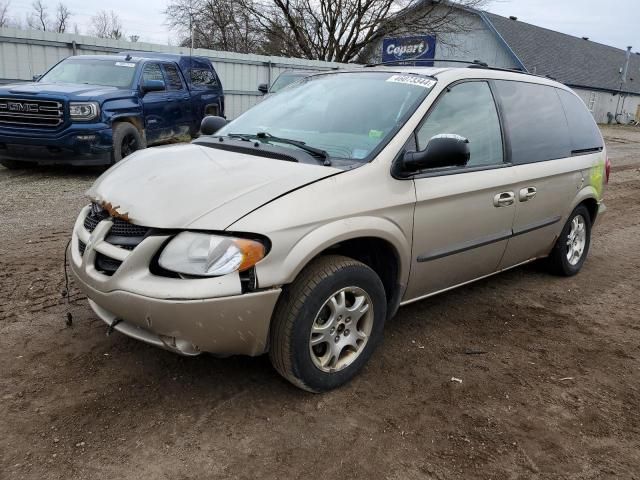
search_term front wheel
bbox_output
[111,122,145,163]
[547,205,592,276]
[269,255,387,392]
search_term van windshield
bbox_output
[216,71,435,162]
[40,59,138,88]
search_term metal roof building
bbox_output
[375,7,640,124]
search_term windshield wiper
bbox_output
[228,132,331,165]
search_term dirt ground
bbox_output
[1,125,639,480]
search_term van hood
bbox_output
[87,143,342,230]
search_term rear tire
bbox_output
[269,255,387,393]
[111,122,145,163]
[547,205,591,276]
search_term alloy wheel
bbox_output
[309,286,374,373]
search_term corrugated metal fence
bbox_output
[0,27,347,119]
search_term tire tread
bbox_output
[269,255,372,392]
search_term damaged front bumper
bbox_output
[69,205,281,356]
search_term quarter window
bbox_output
[493,80,570,164]
[162,64,184,90]
[557,89,603,152]
[190,68,218,88]
[416,81,504,167]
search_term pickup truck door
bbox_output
[405,80,516,300]
[140,62,169,144]
[161,62,194,138]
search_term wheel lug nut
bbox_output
[344,329,350,336]
[338,315,342,321]
[334,336,340,343]
[330,327,335,334]
[346,317,351,323]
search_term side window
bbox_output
[190,68,218,88]
[493,80,570,164]
[141,63,165,90]
[557,89,603,152]
[416,81,504,167]
[162,63,184,90]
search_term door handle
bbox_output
[493,191,515,207]
[519,187,537,202]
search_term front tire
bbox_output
[547,205,592,276]
[269,255,387,392]
[111,122,145,163]
[0,159,34,169]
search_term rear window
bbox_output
[494,80,570,164]
[557,89,603,153]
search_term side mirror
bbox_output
[258,83,269,95]
[200,115,227,135]
[402,134,470,172]
[32,74,42,82]
[141,79,166,93]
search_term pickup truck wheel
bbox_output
[112,122,145,163]
[547,205,592,276]
[269,255,386,392]
[0,159,34,169]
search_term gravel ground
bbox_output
[0,125,639,479]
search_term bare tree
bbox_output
[165,0,263,53]
[91,10,124,39]
[165,0,488,61]
[26,0,48,31]
[54,2,71,33]
[0,0,10,28]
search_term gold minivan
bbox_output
[70,66,609,392]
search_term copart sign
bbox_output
[382,36,437,66]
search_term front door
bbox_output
[405,80,516,300]
[140,62,169,144]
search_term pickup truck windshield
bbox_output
[217,71,435,162]
[40,59,137,88]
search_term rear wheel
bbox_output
[269,255,386,392]
[112,122,145,163]
[547,205,592,276]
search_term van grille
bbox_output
[78,203,150,276]
[0,97,64,128]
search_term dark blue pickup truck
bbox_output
[0,52,224,168]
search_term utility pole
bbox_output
[615,46,633,123]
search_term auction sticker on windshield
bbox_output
[115,62,136,68]
[386,74,435,89]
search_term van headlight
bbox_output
[158,232,266,277]
[69,102,100,121]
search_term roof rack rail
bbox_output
[364,59,490,68]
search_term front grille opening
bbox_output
[80,203,151,275]
[96,254,123,275]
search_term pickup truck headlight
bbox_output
[158,232,266,277]
[69,102,99,121]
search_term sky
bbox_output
[4,0,639,52]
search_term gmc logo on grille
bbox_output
[6,102,40,113]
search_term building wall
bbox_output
[572,87,640,124]
[0,27,347,119]
[368,8,520,69]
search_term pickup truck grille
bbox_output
[0,97,64,128]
